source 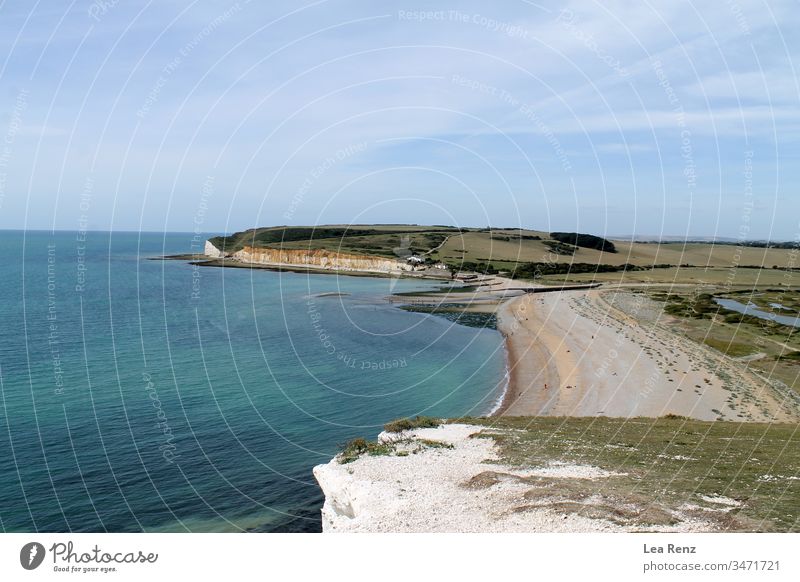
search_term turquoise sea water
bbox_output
[0,231,505,532]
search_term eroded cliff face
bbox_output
[230,246,411,273]
[204,240,226,258]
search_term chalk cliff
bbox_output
[226,245,411,273]
[204,240,226,258]
[313,424,720,533]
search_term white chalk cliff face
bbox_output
[312,425,493,533]
[227,245,411,273]
[204,240,226,258]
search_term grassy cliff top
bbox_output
[208,224,462,257]
[208,225,798,273]
[355,415,800,531]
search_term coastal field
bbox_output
[431,229,798,269]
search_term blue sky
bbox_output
[0,0,798,239]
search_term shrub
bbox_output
[662,414,690,420]
[383,416,441,433]
[339,438,393,464]
[550,232,617,253]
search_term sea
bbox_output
[0,231,506,532]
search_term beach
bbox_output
[191,248,800,423]
[494,289,799,421]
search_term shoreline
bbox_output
[178,251,513,416]
[175,252,798,422]
[485,343,511,416]
[186,256,454,281]
[493,290,799,421]
[492,294,561,416]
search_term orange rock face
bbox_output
[231,246,411,273]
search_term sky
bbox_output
[0,0,798,239]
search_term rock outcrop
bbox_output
[227,245,411,273]
[204,240,226,258]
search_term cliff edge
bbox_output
[204,240,411,273]
[313,417,799,532]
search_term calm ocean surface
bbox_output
[0,231,505,532]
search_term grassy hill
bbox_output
[208,225,799,285]
[433,228,797,269]
[208,224,458,257]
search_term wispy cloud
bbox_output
[0,0,797,238]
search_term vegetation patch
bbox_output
[703,338,758,358]
[337,425,452,463]
[508,262,661,279]
[416,439,454,450]
[662,293,720,319]
[550,232,617,253]
[542,240,578,255]
[383,416,442,433]
[339,437,395,464]
[210,225,459,256]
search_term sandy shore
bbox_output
[495,290,799,421]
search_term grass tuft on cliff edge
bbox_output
[383,416,442,433]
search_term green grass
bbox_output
[417,438,454,450]
[703,337,758,357]
[460,416,800,531]
[383,416,441,433]
[338,437,394,464]
[337,423,451,463]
